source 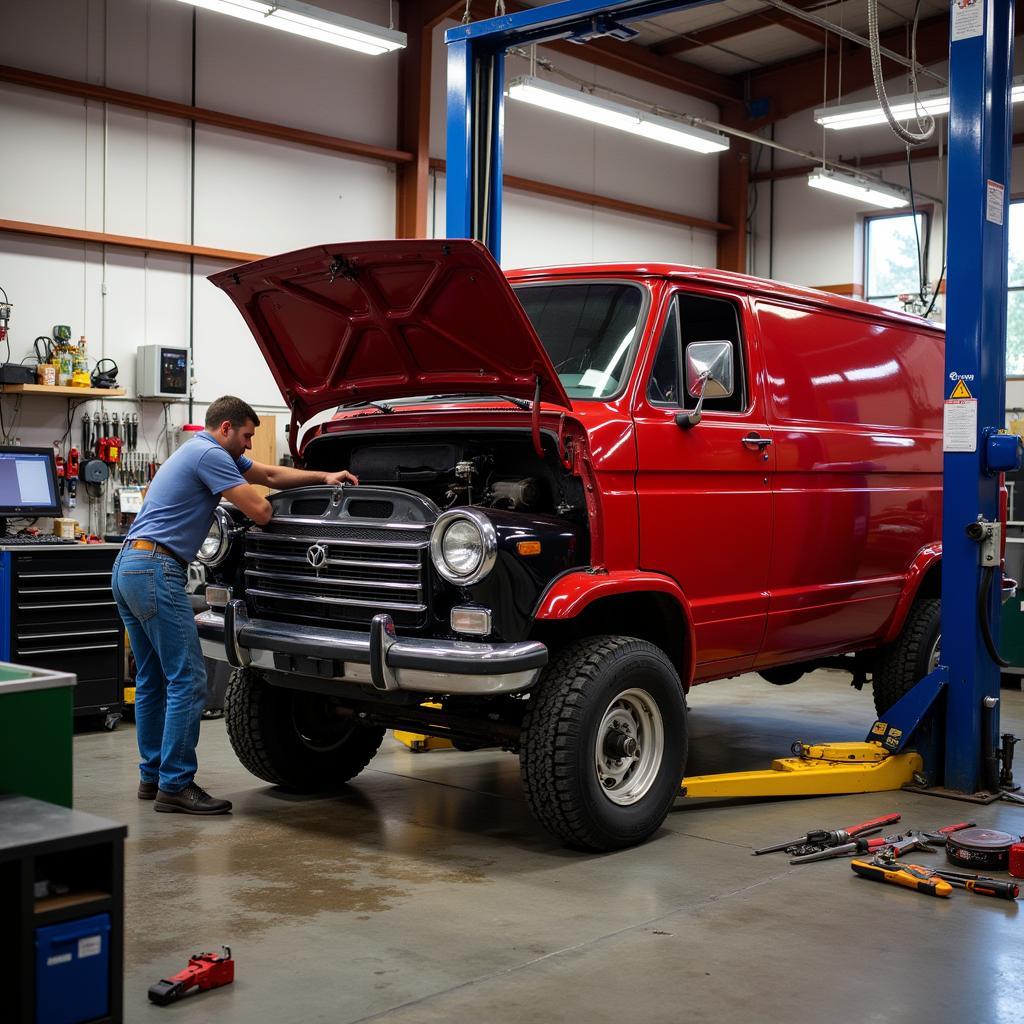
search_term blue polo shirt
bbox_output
[126,432,253,561]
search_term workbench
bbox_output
[0,542,124,727]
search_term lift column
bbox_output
[941,0,1016,792]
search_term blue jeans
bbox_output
[112,547,207,793]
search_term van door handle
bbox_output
[742,432,772,449]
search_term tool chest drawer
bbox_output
[4,547,124,717]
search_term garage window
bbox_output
[864,211,929,312]
[1009,200,1024,375]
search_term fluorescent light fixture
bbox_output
[815,76,1024,130]
[175,0,406,55]
[506,75,729,154]
[806,168,910,209]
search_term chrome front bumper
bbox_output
[196,601,547,696]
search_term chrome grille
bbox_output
[243,524,430,629]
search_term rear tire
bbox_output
[872,599,941,715]
[225,668,385,791]
[519,636,687,851]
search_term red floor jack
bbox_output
[148,946,234,1006]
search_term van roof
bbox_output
[504,262,944,333]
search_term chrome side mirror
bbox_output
[676,340,734,429]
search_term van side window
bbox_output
[647,303,681,405]
[648,293,746,412]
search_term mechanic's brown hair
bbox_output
[205,395,260,430]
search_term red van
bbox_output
[197,238,944,850]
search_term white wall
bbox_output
[0,1,726,534]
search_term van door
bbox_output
[752,298,943,666]
[633,286,774,679]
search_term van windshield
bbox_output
[512,282,645,400]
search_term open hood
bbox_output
[208,239,571,424]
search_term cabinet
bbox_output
[0,795,126,1023]
[0,545,124,722]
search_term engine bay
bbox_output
[302,431,587,521]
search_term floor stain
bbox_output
[123,797,492,961]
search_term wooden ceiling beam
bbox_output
[650,0,827,58]
[742,11,952,126]
[468,0,741,104]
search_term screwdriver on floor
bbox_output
[851,859,953,898]
[753,813,902,855]
[931,868,1020,901]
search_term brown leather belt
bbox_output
[125,538,187,567]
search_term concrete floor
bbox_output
[73,670,1024,1024]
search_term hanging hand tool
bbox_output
[66,448,79,509]
[753,813,901,856]
[131,412,139,450]
[111,412,119,441]
[148,946,234,1006]
[81,413,91,456]
[931,868,1019,901]
[93,412,101,448]
[851,859,953,897]
[101,409,110,438]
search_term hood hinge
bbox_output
[531,375,544,459]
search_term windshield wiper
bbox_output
[428,393,532,410]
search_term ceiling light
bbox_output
[815,75,1024,131]
[806,168,910,209]
[506,75,729,154]
[175,0,406,55]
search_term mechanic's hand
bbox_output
[324,469,359,486]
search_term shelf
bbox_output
[34,890,113,928]
[35,888,110,915]
[0,384,126,398]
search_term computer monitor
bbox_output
[0,447,63,532]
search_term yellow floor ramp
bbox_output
[680,742,923,799]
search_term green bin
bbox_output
[0,662,75,807]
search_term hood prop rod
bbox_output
[531,375,544,459]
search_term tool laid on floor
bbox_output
[851,859,953,898]
[753,813,901,856]
[945,828,1022,871]
[930,868,1020,901]
[147,946,234,1006]
[790,821,974,864]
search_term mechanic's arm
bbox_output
[222,483,273,526]
[243,462,359,489]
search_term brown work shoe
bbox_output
[154,782,232,815]
[138,780,158,800]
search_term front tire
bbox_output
[872,598,941,715]
[225,668,385,791]
[519,637,687,851]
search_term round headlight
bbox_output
[197,506,232,566]
[430,509,497,586]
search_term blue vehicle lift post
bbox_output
[443,0,1018,798]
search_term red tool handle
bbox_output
[936,821,975,835]
[845,813,901,836]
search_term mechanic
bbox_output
[112,395,358,815]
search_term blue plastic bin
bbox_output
[35,913,110,1024]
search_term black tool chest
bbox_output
[2,545,124,722]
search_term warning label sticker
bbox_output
[951,0,984,41]
[987,180,1005,225]
[950,378,973,399]
[944,398,978,452]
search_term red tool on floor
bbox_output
[148,946,234,1006]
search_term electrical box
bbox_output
[136,345,190,399]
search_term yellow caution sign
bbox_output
[950,379,973,399]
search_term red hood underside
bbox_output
[209,239,572,425]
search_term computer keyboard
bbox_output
[0,534,79,546]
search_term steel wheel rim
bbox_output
[594,687,665,806]
[928,634,941,673]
